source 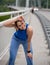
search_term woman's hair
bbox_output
[15,20,22,28]
[19,16,24,21]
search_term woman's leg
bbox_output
[8,36,20,65]
[22,41,33,65]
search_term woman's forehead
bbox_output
[17,21,22,25]
[17,16,24,21]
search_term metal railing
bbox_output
[0,8,32,16]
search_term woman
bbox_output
[0,16,33,65]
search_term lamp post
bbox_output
[26,0,29,7]
[16,0,18,7]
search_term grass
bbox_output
[0,15,10,22]
[0,5,12,22]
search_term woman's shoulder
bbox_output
[27,25,33,32]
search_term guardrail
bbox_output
[34,11,50,55]
[0,8,32,60]
[0,8,32,16]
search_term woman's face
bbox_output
[17,20,26,30]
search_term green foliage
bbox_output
[41,0,50,8]
[0,5,10,12]
[0,0,50,9]
[48,0,50,8]
[41,0,46,8]
[0,15,10,22]
[0,0,15,5]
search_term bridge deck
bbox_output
[38,11,50,21]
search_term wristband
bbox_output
[27,50,31,53]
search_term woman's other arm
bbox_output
[27,25,33,51]
[27,25,33,58]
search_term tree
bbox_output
[0,0,15,5]
[0,0,50,8]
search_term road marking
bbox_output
[0,44,10,60]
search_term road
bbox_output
[39,11,50,21]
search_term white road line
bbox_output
[0,44,10,60]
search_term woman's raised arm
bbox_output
[0,16,24,27]
[0,16,18,27]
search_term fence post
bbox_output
[11,14,13,18]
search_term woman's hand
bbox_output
[27,52,33,58]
